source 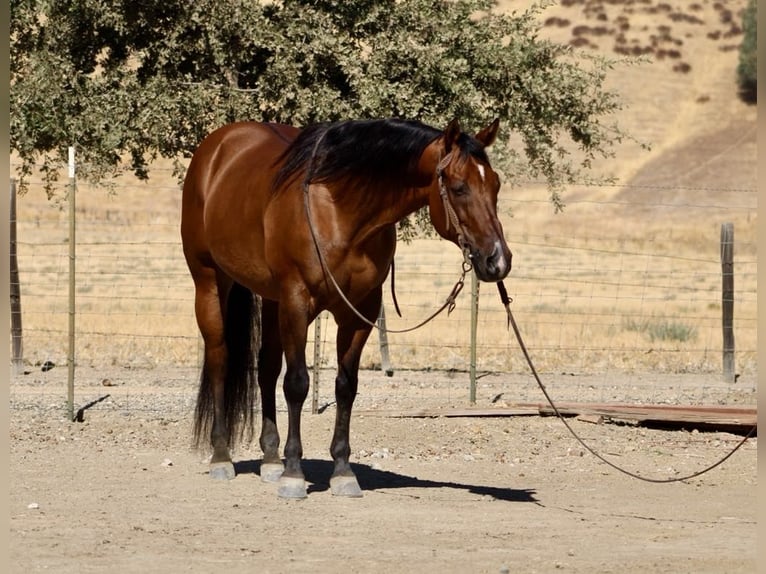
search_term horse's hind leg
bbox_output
[191,266,236,480]
[329,287,380,497]
[258,298,284,483]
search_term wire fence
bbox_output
[9,166,758,411]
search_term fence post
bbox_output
[311,312,322,414]
[67,147,76,421]
[10,178,23,375]
[469,271,479,404]
[377,305,394,376]
[720,223,735,383]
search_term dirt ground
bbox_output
[9,367,757,573]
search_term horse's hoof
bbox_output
[277,476,308,499]
[330,475,363,498]
[209,461,236,481]
[260,462,284,483]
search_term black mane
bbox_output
[271,118,489,192]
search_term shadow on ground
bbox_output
[233,458,538,503]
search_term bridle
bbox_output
[436,150,472,265]
[302,136,473,333]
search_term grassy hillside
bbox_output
[500,0,756,195]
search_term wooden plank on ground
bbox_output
[514,402,757,427]
[355,407,539,418]
[355,403,757,433]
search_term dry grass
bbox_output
[11,0,756,377]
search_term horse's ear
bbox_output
[443,118,462,151]
[475,118,500,148]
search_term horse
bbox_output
[181,117,512,498]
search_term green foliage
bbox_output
[623,317,697,343]
[11,0,629,219]
[737,0,756,102]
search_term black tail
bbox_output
[193,283,261,449]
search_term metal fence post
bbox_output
[721,223,735,383]
[378,305,394,376]
[67,147,76,421]
[311,312,322,414]
[469,271,479,404]
[10,178,23,375]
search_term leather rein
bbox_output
[301,134,477,334]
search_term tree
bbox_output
[11,0,630,216]
[737,0,756,102]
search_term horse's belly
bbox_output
[216,253,278,299]
[204,200,280,300]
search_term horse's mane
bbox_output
[271,118,489,193]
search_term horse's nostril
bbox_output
[487,243,510,280]
[486,244,501,270]
[486,254,499,274]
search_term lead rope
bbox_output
[302,139,470,334]
[495,280,756,483]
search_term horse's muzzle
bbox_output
[470,241,512,282]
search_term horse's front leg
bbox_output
[257,298,285,483]
[330,287,380,497]
[276,290,312,499]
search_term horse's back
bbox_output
[181,122,299,294]
[183,122,297,203]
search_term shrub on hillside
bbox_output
[737,0,756,102]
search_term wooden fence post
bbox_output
[720,223,735,383]
[10,178,24,375]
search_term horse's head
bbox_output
[425,118,512,282]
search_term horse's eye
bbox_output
[450,181,469,196]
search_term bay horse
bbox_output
[181,118,512,498]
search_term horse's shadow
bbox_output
[234,458,537,503]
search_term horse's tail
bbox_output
[193,282,261,450]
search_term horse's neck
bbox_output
[327,178,433,248]
[362,179,432,223]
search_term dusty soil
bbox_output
[9,367,757,573]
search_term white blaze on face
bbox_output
[477,164,485,182]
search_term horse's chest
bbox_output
[334,234,396,293]
[351,248,392,284]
